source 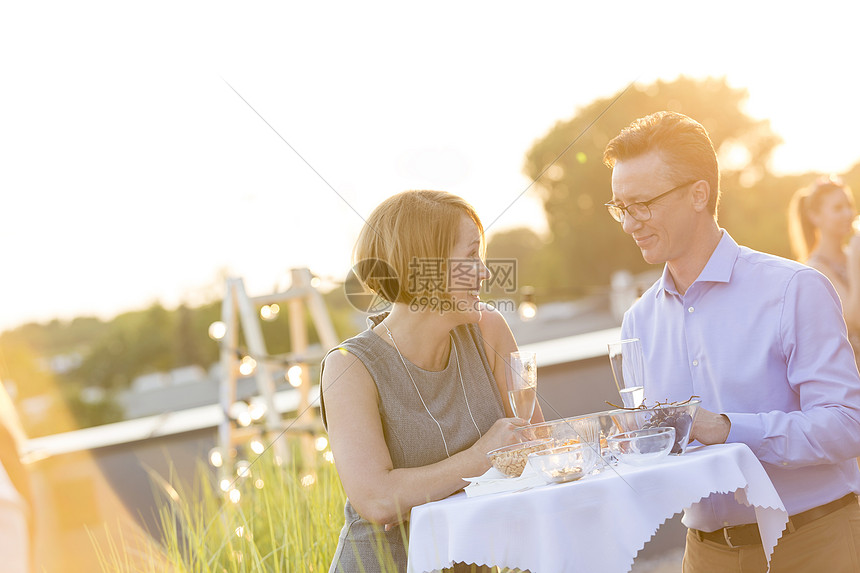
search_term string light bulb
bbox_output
[235,460,251,479]
[208,321,227,341]
[518,301,537,321]
[248,400,266,421]
[229,401,253,427]
[260,304,280,321]
[239,356,257,376]
[208,447,224,468]
[518,286,537,321]
[287,365,303,387]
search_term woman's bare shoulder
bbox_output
[322,347,375,396]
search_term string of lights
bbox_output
[200,269,338,505]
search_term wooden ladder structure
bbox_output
[215,268,339,483]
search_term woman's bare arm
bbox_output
[322,348,524,525]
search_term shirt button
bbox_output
[688,306,695,313]
[692,360,699,366]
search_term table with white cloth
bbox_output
[407,443,788,573]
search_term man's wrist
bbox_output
[718,413,731,443]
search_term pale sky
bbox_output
[3,1,860,331]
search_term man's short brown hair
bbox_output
[604,111,721,216]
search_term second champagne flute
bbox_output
[507,351,537,421]
[607,339,645,408]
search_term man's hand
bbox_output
[690,407,731,445]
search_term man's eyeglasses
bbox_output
[605,180,699,223]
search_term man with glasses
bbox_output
[603,111,860,572]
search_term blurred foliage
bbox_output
[485,227,548,304]
[94,445,372,573]
[496,75,860,299]
[0,280,358,436]
[96,443,522,573]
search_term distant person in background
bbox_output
[0,382,34,573]
[321,190,543,573]
[789,175,860,361]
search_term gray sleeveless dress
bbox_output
[321,313,506,573]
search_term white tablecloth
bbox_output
[407,443,787,573]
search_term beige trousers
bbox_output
[682,500,860,573]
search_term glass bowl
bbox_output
[486,438,553,477]
[607,427,675,466]
[515,415,602,449]
[609,399,700,454]
[527,443,599,484]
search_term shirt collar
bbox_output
[655,230,739,298]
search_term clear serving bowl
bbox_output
[609,399,700,455]
[607,427,675,466]
[527,442,600,484]
[487,438,554,477]
[515,415,603,450]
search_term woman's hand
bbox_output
[382,416,528,529]
[466,417,528,467]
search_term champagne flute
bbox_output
[507,351,537,421]
[607,339,645,408]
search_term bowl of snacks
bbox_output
[609,399,700,455]
[487,438,554,477]
[515,415,602,450]
[527,442,599,483]
[607,427,675,466]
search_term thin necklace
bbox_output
[381,321,481,458]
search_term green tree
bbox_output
[719,169,817,260]
[0,339,55,399]
[175,304,204,367]
[485,227,548,301]
[523,76,782,294]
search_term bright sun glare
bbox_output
[2,1,860,329]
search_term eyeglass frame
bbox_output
[605,179,700,223]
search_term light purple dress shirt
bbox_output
[621,231,860,531]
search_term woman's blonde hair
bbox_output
[788,175,853,261]
[352,190,485,304]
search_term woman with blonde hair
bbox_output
[321,190,543,572]
[789,175,860,356]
